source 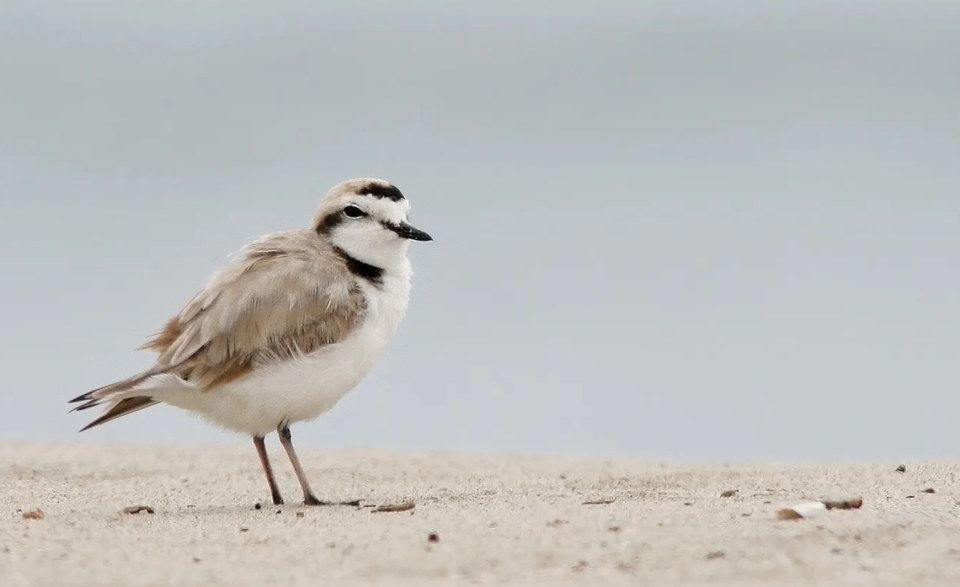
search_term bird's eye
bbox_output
[343,205,366,218]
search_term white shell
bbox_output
[780,501,827,519]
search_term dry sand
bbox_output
[2,440,959,586]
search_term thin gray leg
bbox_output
[254,435,284,505]
[277,424,360,506]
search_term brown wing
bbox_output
[69,231,365,430]
[139,231,367,391]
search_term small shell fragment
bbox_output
[822,497,864,510]
[121,505,155,515]
[372,502,415,513]
[777,496,863,520]
[777,501,826,520]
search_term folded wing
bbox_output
[69,231,367,429]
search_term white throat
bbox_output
[331,234,411,275]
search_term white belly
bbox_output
[188,329,383,436]
[155,276,410,437]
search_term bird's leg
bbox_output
[253,435,284,505]
[277,424,361,507]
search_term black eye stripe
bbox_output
[315,211,343,236]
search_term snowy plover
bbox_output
[69,178,432,506]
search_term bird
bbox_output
[68,178,433,506]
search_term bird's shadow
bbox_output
[146,501,373,518]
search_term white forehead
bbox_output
[348,193,411,223]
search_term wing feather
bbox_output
[71,230,369,431]
[71,230,367,424]
[148,231,368,390]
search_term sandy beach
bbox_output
[2,440,959,586]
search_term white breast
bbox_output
[160,268,412,437]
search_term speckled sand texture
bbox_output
[2,441,960,586]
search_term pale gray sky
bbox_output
[2,0,958,461]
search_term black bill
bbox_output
[386,220,433,242]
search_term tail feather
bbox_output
[69,368,169,430]
[78,397,159,431]
[68,369,162,408]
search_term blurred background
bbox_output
[1,0,958,461]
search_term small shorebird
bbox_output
[69,178,432,506]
